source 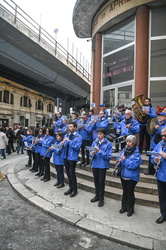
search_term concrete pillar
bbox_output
[135,6,149,101]
[92,33,102,114]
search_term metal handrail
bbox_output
[1,0,91,81]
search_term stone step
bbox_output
[76,177,159,208]
[75,168,158,195]
[50,165,159,208]
[77,162,156,183]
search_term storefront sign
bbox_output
[92,0,154,37]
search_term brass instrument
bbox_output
[132,94,145,122]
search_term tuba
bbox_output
[132,94,145,122]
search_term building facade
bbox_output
[0,77,54,128]
[73,0,166,113]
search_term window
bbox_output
[150,7,166,109]
[0,90,14,104]
[47,103,53,112]
[36,100,43,110]
[20,96,32,108]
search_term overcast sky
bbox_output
[13,0,91,64]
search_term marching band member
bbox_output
[22,129,33,168]
[99,104,108,119]
[53,112,63,134]
[61,122,82,198]
[151,127,166,224]
[34,128,46,176]
[50,132,65,188]
[78,113,93,166]
[139,98,156,154]
[116,135,142,217]
[117,110,140,150]
[90,128,112,207]
[71,112,81,124]
[59,116,68,135]
[92,110,109,140]
[39,127,55,182]
[112,104,125,153]
[145,109,166,175]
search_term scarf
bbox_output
[124,145,136,157]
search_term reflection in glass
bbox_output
[151,40,166,77]
[150,81,166,109]
[151,7,166,37]
[118,85,132,109]
[103,46,134,86]
[103,18,135,54]
[103,89,115,109]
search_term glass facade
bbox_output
[102,17,135,107]
[150,7,166,108]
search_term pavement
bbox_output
[1,152,166,250]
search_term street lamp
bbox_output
[54,28,58,54]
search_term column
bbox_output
[92,33,102,114]
[135,6,149,101]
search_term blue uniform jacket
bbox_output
[112,113,125,129]
[59,123,68,135]
[39,135,55,157]
[33,135,43,153]
[150,120,166,149]
[50,140,64,165]
[90,137,112,169]
[22,135,33,146]
[93,118,109,140]
[151,140,166,182]
[54,116,63,133]
[117,146,142,182]
[61,132,82,161]
[118,117,140,136]
[78,121,93,141]
[139,106,157,126]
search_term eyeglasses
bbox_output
[39,130,42,132]
[162,134,166,138]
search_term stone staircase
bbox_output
[50,153,159,208]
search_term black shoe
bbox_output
[81,161,85,165]
[91,196,99,203]
[41,177,45,181]
[70,191,77,198]
[38,173,44,177]
[144,172,155,175]
[35,172,40,176]
[119,209,127,214]
[29,168,34,171]
[127,212,134,217]
[31,169,38,172]
[64,188,72,195]
[57,184,65,188]
[25,164,31,167]
[156,215,166,224]
[54,182,60,187]
[21,152,24,154]
[43,179,50,182]
[98,200,104,207]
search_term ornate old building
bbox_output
[0,77,54,128]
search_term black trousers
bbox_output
[120,178,137,213]
[40,155,44,174]
[27,150,32,166]
[92,168,106,201]
[81,140,92,164]
[157,179,166,217]
[148,149,155,174]
[64,160,77,192]
[43,157,50,180]
[139,125,150,153]
[55,165,64,185]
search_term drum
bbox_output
[114,135,127,145]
